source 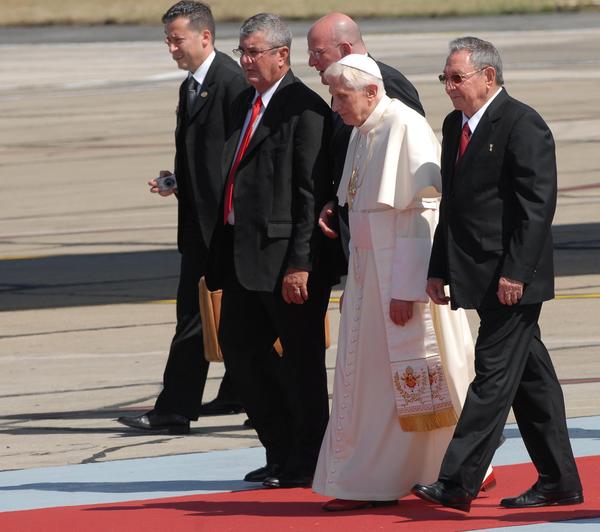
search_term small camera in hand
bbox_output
[156,174,177,192]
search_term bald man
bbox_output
[308,13,424,277]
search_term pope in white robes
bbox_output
[312,55,492,511]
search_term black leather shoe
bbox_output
[244,464,281,482]
[411,481,473,512]
[500,486,583,508]
[117,411,190,434]
[197,398,244,416]
[263,474,313,489]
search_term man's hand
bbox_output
[497,276,524,306]
[318,200,339,239]
[148,170,177,197]
[390,299,414,326]
[426,277,450,305]
[282,268,309,304]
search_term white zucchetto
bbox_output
[337,54,383,80]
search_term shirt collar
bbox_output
[462,87,503,132]
[190,50,216,86]
[358,95,391,135]
[253,74,286,108]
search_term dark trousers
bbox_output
[218,267,330,475]
[439,303,581,496]
[154,242,237,420]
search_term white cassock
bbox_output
[312,95,477,501]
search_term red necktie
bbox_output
[457,122,471,161]
[223,95,263,223]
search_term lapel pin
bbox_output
[200,91,208,98]
[489,143,494,152]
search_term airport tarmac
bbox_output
[1,14,599,476]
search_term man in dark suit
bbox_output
[412,36,583,512]
[206,13,332,489]
[118,1,247,434]
[307,13,425,276]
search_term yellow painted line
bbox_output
[151,297,344,305]
[0,255,52,261]
[556,294,600,300]
[332,294,599,302]
[3,251,597,304]
[146,294,600,305]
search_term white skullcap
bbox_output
[336,54,382,80]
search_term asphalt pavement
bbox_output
[1,14,599,474]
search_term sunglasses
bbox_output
[438,67,486,85]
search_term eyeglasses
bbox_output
[307,43,344,59]
[232,46,282,61]
[438,67,487,85]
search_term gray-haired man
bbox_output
[206,13,333,489]
[412,36,582,512]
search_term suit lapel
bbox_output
[175,77,187,140]
[223,70,294,178]
[453,89,508,176]
[222,88,254,177]
[187,53,223,122]
[481,88,508,127]
[460,114,490,170]
[188,79,211,120]
[443,111,462,187]
[242,70,295,159]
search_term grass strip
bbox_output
[1,0,599,26]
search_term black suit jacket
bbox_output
[328,59,424,277]
[428,88,556,310]
[175,51,248,252]
[208,70,331,292]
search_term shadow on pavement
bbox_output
[0,223,598,313]
[0,422,254,437]
[0,479,251,493]
[502,427,600,440]
[554,222,600,279]
[0,249,180,312]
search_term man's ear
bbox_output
[484,66,497,87]
[366,83,379,100]
[339,42,353,56]
[201,29,212,46]
[278,46,290,65]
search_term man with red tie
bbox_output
[206,13,332,489]
[412,36,582,512]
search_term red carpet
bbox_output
[2,456,599,532]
